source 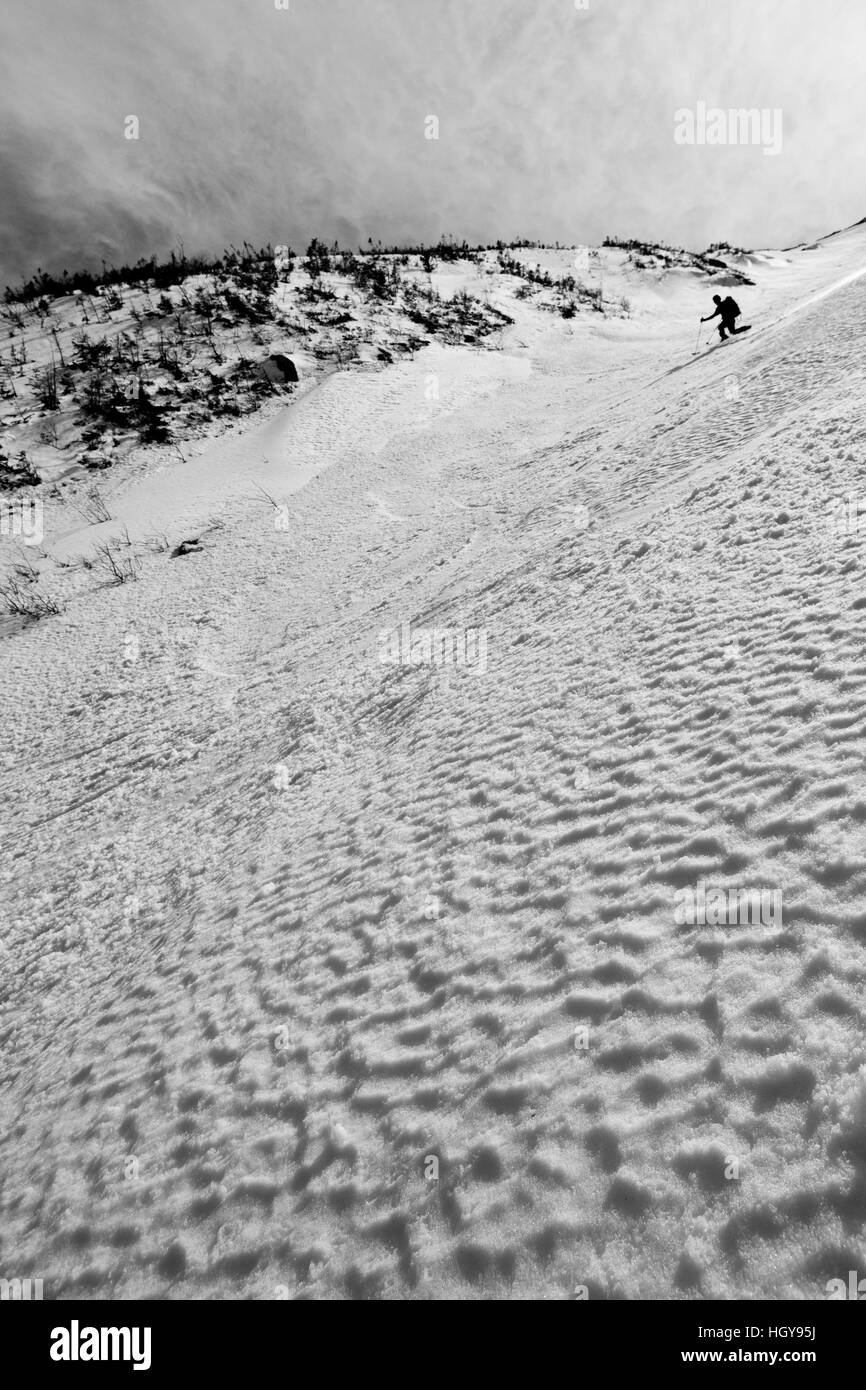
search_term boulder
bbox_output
[259,354,299,386]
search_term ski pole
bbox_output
[693,320,702,355]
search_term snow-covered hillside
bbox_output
[2,223,866,1300]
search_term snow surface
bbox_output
[2,228,866,1300]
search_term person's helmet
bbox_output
[713,295,722,304]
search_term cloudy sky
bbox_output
[1,0,865,288]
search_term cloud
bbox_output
[1,0,865,288]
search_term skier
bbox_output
[701,294,751,342]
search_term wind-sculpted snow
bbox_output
[1,233,866,1299]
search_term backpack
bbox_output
[725,297,741,318]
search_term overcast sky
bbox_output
[1,0,865,288]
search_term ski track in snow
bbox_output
[2,234,866,1300]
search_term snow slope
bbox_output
[2,228,866,1300]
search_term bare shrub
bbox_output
[93,538,140,585]
[76,485,112,525]
[0,577,60,618]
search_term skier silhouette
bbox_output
[702,294,750,342]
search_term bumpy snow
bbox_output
[2,228,866,1300]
